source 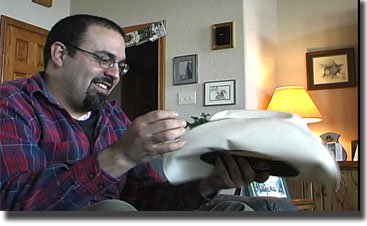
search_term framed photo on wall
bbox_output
[306,48,356,90]
[173,54,198,85]
[242,176,290,198]
[212,21,235,50]
[204,80,236,106]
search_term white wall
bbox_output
[0,0,70,29]
[243,0,277,110]
[70,0,246,121]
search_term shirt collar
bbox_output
[28,72,60,106]
[29,72,119,114]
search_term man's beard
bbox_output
[83,91,107,111]
[83,77,112,111]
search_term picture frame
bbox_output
[351,140,358,160]
[212,21,235,50]
[32,0,53,7]
[306,48,356,90]
[242,176,290,198]
[325,142,346,161]
[204,80,235,106]
[173,54,198,85]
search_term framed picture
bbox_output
[212,21,235,50]
[306,48,356,90]
[173,54,198,85]
[242,176,290,198]
[204,80,235,106]
[351,140,358,160]
[32,0,53,7]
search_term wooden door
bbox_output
[0,15,48,83]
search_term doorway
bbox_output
[108,22,166,120]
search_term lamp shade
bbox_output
[267,86,322,123]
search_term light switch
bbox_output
[178,91,196,105]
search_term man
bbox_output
[0,14,268,211]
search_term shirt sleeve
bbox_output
[0,96,117,210]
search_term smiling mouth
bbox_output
[96,82,109,90]
[92,81,112,94]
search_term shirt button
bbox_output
[98,184,104,189]
[57,193,63,199]
[88,173,94,179]
[73,180,78,185]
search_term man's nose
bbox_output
[104,63,120,80]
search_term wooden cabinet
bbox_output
[286,161,359,211]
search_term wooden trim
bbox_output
[157,32,166,110]
[291,199,315,211]
[32,0,52,8]
[338,161,358,170]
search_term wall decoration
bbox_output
[306,48,356,90]
[204,80,235,106]
[173,54,198,85]
[125,21,167,48]
[31,0,52,7]
[243,176,290,198]
[212,21,234,50]
[351,140,358,161]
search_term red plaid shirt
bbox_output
[0,73,209,210]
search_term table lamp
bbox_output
[267,86,322,123]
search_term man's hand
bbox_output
[197,153,270,196]
[99,110,187,177]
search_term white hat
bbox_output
[163,110,340,189]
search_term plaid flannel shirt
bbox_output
[0,72,208,210]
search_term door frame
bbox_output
[123,22,166,110]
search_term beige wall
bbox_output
[0,0,70,29]
[70,0,247,120]
[243,0,278,110]
[275,0,358,158]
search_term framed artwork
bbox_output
[351,140,358,160]
[212,21,235,50]
[173,54,198,85]
[243,176,290,198]
[306,48,356,90]
[204,80,235,106]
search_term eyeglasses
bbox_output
[65,44,129,76]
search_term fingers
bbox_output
[213,154,271,189]
[152,139,187,154]
[234,156,257,185]
[149,119,187,139]
[254,172,270,183]
[136,110,180,124]
[117,110,188,165]
[198,155,271,195]
[133,110,187,142]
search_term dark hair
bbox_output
[43,14,125,69]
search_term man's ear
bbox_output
[50,42,67,67]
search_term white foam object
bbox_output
[163,110,341,189]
